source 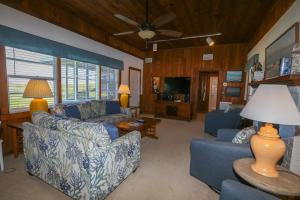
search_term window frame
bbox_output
[100,66,121,100]
[61,58,99,103]
[5,46,57,113]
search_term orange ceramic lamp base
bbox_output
[120,94,129,108]
[250,123,286,177]
[29,98,49,115]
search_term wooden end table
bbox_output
[7,121,24,158]
[233,158,300,198]
[117,117,160,139]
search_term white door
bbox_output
[129,68,141,107]
[208,76,218,111]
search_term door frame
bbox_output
[128,67,142,107]
[196,70,220,113]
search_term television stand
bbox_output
[154,101,192,121]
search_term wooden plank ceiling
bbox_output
[0,0,277,53]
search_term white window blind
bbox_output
[5,46,56,113]
[101,66,119,100]
[61,58,99,102]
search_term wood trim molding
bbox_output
[248,0,295,51]
[0,45,9,115]
[128,67,142,94]
[128,67,142,107]
[56,58,62,103]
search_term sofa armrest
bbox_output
[216,129,240,142]
[121,108,132,118]
[220,180,279,200]
[190,139,253,191]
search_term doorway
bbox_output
[197,72,219,113]
[128,67,141,107]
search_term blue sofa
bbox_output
[51,100,132,125]
[204,109,241,136]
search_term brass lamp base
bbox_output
[250,123,286,177]
[30,98,49,115]
[120,94,129,108]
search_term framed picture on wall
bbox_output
[265,23,299,79]
[224,87,241,97]
[152,77,160,94]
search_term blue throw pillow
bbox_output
[64,104,81,119]
[106,101,121,114]
[102,123,119,140]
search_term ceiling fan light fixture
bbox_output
[138,30,156,39]
[206,37,215,46]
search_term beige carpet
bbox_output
[0,114,218,200]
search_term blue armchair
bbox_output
[190,129,253,191]
[204,110,241,136]
[190,129,280,200]
[220,180,279,200]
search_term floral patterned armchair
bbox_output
[23,119,141,200]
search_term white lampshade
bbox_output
[23,79,53,98]
[241,84,300,125]
[118,84,130,94]
[138,30,156,39]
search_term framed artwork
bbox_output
[152,77,160,94]
[265,23,299,79]
[224,87,241,97]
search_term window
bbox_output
[101,66,119,100]
[61,58,99,102]
[5,46,56,113]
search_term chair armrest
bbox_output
[190,139,253,191]
[216,129,240,142]
[220,180,279,200]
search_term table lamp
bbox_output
[241,84,300,177]
[118,84,130,108]
[23,79,53,115]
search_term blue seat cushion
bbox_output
[64,104,81,119]
[102,123,119,140]
[106,101,121,114]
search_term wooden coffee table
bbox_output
[117,117,160,139]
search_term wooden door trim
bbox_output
[128,67,142,94]
[128,67,142,107]
[196,70,220,113]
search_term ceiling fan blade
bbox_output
[152,12,176,27]
[114,14,140,26]
[113,31,136,36]
[157,29,183,37]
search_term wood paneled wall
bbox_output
[142,43,248,118]
[248,0,295,51]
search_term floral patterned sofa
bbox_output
[23,112,141,200]
[51,100,132,125]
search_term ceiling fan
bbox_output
[113,0,183,40]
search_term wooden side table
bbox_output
[233,158,300,197]
[7,121,24,158]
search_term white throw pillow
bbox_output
[232,126,256,144]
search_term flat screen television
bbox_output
[226,71,243,82]
[164,77,191,94]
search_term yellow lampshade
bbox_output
[23,79,53,98]
[23,79,53,115]
[118,84,130,94]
